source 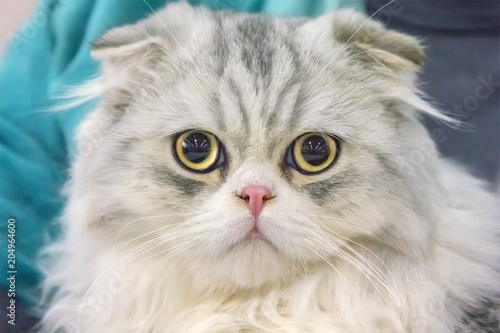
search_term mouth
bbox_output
[239,229,280,253]
[224,222,280,255]
[246,226,264,239]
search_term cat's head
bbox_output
[73,3,446,288]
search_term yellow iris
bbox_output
[175,130,220,172]
[292,133,338,174]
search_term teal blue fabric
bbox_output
[0,0,364,306]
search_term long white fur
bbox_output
[38,3,500,332]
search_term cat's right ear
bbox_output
[87,25,169,111]
[91,26,164,60]
[83,3,201,117]
[91,2,199,62]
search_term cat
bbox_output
[38,3,500,332]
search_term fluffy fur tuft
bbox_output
[38,4,500,332]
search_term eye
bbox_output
[286,133,340,174]
[174,130,225,173]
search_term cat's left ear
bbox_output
[314,10,424,72]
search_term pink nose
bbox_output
[239,186,273,218]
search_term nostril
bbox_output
[238,186,274,218]
[239,186,273,200]
[263,193,273,200]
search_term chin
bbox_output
[204,238,295,289]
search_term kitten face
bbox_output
[78,4,436,287]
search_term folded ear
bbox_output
[88,22,168,111]
[320,10,424,72]
[91,25,165,60]
[87,1,205,111]
[90,2,200,62]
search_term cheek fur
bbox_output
[150,165,208,196]
[297,147,431,248]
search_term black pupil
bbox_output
[301,135,330,166]
[182,132,212,163]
